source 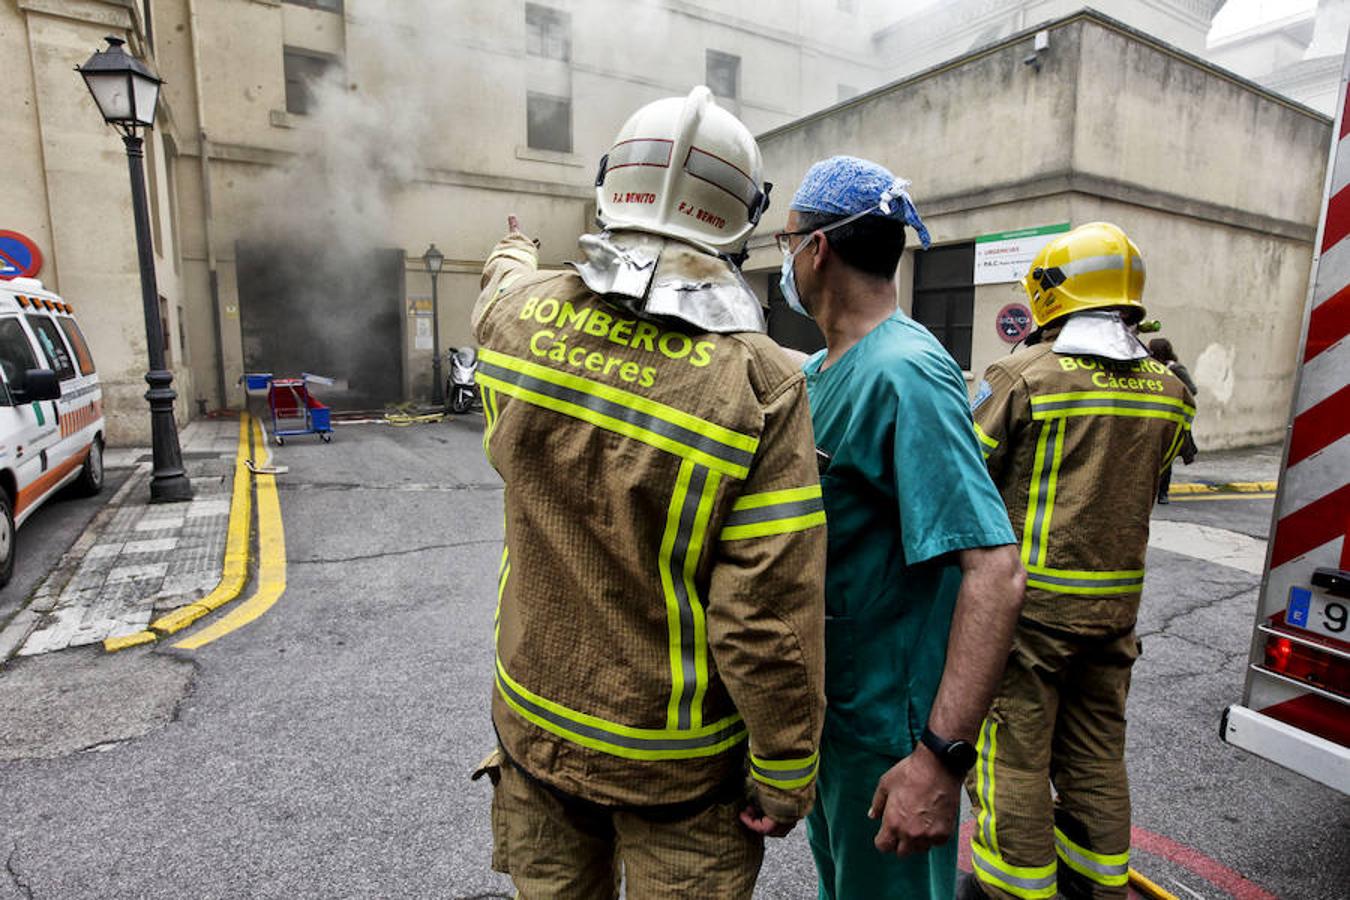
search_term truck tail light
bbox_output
[1263,633,1350,698]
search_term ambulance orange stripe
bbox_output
[14,448,89,517]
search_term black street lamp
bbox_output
[422,243,445,407]
[78,36,192,502]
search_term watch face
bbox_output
[948,740,978,773]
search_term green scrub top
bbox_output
[804,311,1015,758]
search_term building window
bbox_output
[706,50,740,101]
[912,242,976,370]
[283,0,343,12]
[284,47,338,116]
[526,4,570,61]
[527,92,572,153]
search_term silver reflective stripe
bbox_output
[1057,253,1144,278]
[608,138,672,169]
[684,146,759,209]
[1032,396,1192,418]
[671,465,709,729]
[1026,418,1064,567]
[477,361,755,472]
[723,496,824,528]
[971,852,1057,895]
[495,667,746,751]
[1055,837,1129,880]
[750,759,816,781]
[1028,570,1143,589]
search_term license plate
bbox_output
[1286,586,1350,643]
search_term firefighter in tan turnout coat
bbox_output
[961,223,1195,900]
[470,87,826,898]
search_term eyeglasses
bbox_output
[774,230,815,254]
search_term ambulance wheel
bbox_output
[75,439,104,497]
[0,493,15,589]
[320,433,332,443]
[275,436,284,446]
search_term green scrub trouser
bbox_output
[807,725,957,900]
[964,624,1139,900]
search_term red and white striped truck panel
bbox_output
[1223,46,1350,795]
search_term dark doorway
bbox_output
[912,242,975,370]
[236,241,404,410]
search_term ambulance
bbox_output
[0,277,105,588]
[1220,48,1350,795]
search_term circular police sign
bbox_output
[996,302,1033,343]
[0,231,43,280]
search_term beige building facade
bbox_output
[4,1,1334,448]
[746,11,1332,449]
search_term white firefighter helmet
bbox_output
[595,86,771,255]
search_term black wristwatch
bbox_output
[921,727,978,776]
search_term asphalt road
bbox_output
[0,420,1344,899]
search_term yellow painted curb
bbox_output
[173,415,287,650]
[103,415,255,653]
[1170,480,1276,495]
[103,630,158,652]
[1128,867,1179,900]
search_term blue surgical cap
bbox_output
[790,155,931,249]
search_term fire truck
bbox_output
[1220,46,1350,796]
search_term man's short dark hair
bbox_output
[797,211,907,279]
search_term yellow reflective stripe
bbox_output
[1054,828,1129,886]
[1021,421,1053,565]
[686,468,721,730]
[971,843,1057,900]
[1039,422,1065,566]
[974,421,999,454]
[1034,390,1192,410]
[720,511,826,541]
[1036,406,1193,424]
[1026,578,1143,596]
[476,351,757,479]
[660,462,721,731]
[480,348,758,453]
[975,718,999,854]
[1161,420,1187,472]
[495,554,510,644]
[732,485,821,510]
[1025,563,1145,595]
[722,484,826,542]
[495,658,747,760]
[661,461,694,730]
[481,385,499,462]
[1025,563,1144,580]
[749,750,819,790]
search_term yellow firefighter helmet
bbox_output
[1022,222,1146,327]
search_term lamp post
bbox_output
[78,36,192,502]
[422,243,445,406]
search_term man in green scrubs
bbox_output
[776,156,1026,899]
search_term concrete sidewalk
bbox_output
[0,418,242,661]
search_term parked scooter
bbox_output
[447,346,479,414]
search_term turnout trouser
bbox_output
[484,750,764,899]
[965,624,1139,900]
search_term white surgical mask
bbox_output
[779,240,811,318]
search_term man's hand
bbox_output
[868,745,961,856]
[507,215,520,233]
[738,806,795,838]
